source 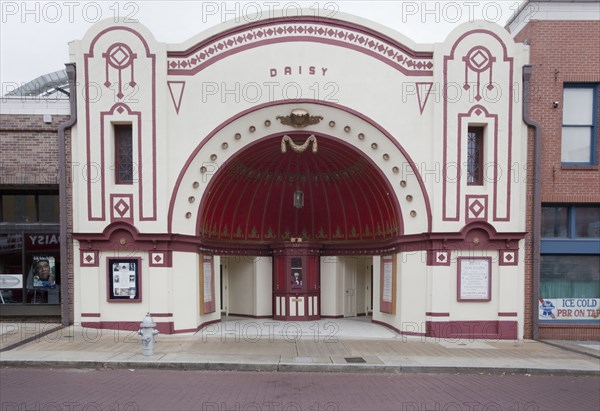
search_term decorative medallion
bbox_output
[277,109,323,128]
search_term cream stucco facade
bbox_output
[69,10,529,338]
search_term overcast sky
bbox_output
[1,0,525,93]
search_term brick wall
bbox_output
[0,114,69,185]
[0,113,74,323]
[515,20,600,341]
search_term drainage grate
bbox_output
[344,357,366,363]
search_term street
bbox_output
[1,368,599,411]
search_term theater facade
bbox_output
[69,11,529,338]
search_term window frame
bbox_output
[561,83,598,166]
[0,190,60,223]
[114,124,134,185]
[541,204,600,254]
[466,126,484,186]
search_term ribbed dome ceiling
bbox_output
[198,134,402,244]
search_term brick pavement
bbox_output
[1,368,599,411]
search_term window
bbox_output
[115,124,133,184]
[0,233,61,305]
[467,126,484,185]
[541,205,600,239]
[541,255,599,299]
[561,84,598,165]
[0,192,59,223]
[540,204,599,323]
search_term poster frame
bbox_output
[106,257,142,302]
[457,257,492,302]
[380,254,396,314]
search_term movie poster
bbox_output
[110,260,139,300]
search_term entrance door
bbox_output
[344,259,357,317]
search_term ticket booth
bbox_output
[272,242,321,320]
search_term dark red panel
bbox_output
[198,133,402,245]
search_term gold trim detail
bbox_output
[281,134,318,153]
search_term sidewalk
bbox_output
[1,318,599,375]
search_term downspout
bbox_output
[58,63,77,326]
[522,65,541,340]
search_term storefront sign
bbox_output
[458,257,491,301]
[0,274,23,289]
[539,298,600,321]
[25,234,60,251]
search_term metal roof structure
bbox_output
[4,69,69,97]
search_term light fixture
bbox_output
[294,188,304,209]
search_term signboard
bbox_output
[107,258,141,302]
[458,257,491,302]
[0,274,23,289]
[539,298,600,321]
[380,255,396,314]
[200,255,215,314]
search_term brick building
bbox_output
[507,0,600,340]
[0,86,73,320]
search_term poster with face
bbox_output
[31,256,56,288]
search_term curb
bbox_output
[2,360,599,376]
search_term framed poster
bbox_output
[380,255,396,314]
[107,258,141,302]
[457,257,491,302]
[200,255,215,314]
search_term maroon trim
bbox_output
[79,249,99,267]
[466,125,484,186]
[357,313,367,317]
[167,99,433,235]
[149,313,173,318]
[442,30,514,223]
[201,255,216,315]
[371,319,399,334]
[499,249,519,266]
[371,319,428,337]
[106,256,142,303]
[114,123,133,185]
[320,315,344,319]
[498,312,518,317]
[73,221,525,257]
[148,250,172,267]
[81,313,101,318]
[82,321,174,334]
[167,81,186,114]
[416,82,434,114]
[110,193,134,223]
[167,17,433,76]
[380,255,394,314]
[227,314,273,319]
[457,257,492,302]
[173,319,221,334]
[427,250,451,266]
[426,312,450,317]
[426,320,518,340]
[465,194,488,224]
[84,27,157,222]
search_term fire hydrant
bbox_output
[138,313,159,356]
